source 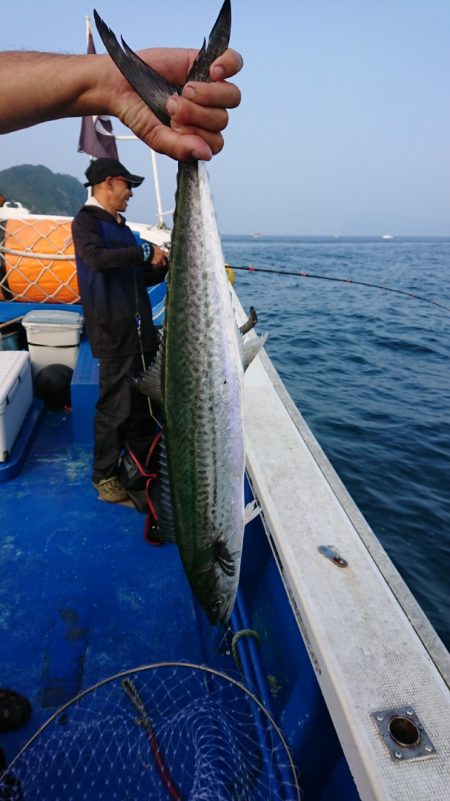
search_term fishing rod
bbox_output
[226,264,450,314]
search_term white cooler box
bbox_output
[0,351,33,461]
[22,310,84,377]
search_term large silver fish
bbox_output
[95,1,266,625]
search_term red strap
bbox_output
[143,474,161,545]
[126,435,163,545]
[144,431,161,468]
[127,446,153,479]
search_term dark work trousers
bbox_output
[93,351,156,483]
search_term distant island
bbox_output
[0,164,86,216]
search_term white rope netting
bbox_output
[0,663,301,801]
[0,218,80,304]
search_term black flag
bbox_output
[78,21,119,160]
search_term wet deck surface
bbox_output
[1,409,223,762]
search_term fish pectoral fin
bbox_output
[94,10,179,125]
[213,536,236,577]
[241,332,268,372]
[244,500,261,526]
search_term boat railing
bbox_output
[0,214,172,306]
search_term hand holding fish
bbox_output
[0,46,242,162]
[109,47,242,161]
[149,244,169,268]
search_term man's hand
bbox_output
[0,46,242,163]
[150,245,169,267]
[109,48,243,161]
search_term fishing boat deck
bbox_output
[1,402,227,758]
[0,302,359,801]
[1,292,449,801]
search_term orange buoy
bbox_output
[0,218,80,304]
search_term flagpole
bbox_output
[151,150,164,227]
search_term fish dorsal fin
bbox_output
[241,332,268,372]
[187,0,231,83]
[131,339,164,402]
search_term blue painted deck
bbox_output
[0,405,223,759]
[0,296,360,800]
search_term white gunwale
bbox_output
[235,291,450,801]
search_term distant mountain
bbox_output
[0,164,86,216]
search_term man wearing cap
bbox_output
[72,157,169,503]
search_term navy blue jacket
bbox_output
[72,205,166,358]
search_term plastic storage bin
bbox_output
[22,310,84,376]
[0,351,33,461]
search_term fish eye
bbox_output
[211,595,225,612]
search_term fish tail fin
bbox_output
[93,9,177,125]
[94,0,231,126]
[187,0,231,83]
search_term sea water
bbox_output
[223,236,450,651]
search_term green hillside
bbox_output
[0,164,86,216]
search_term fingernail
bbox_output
[166,96,179,116]
[211,65,225,81]
[183,84,196,100]
[191,146,212,161]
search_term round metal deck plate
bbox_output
[372,706,436,762]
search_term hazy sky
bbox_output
[1,0,449,236]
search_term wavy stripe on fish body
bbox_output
[164,160,245,623]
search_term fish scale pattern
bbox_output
[163,160,245,623]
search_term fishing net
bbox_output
[0,662,301,801]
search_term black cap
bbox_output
[84,158,145,188]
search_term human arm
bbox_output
[71,208,157,272]
[0,48,242,160]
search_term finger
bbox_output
[170,122,225,155]
[167,94,229,133]
[135,47,198,85]
[117,92,219,160]
[130,47,243,85]
[147,124,224,162]
[181,80,241,111]
[210,48,244,81]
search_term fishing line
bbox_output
[227,264,450,313]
